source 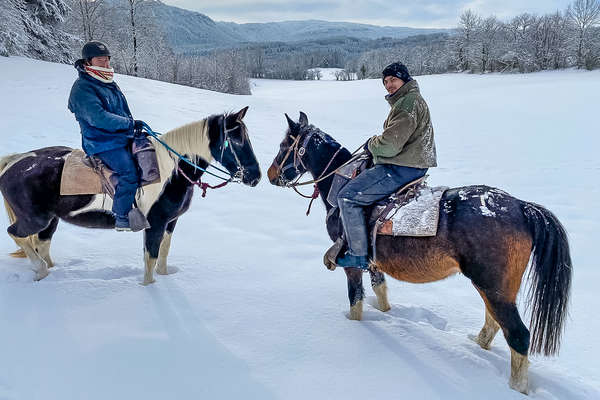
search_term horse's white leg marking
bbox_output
[473,307,500,350]
[32,235,54,269]
[372,282,391,312]
[9,234,49,281]
[155,231,173,275]
[509,348,529,394]
[142,250,157,285]
[3,198,26,258]
[349,300,363,321]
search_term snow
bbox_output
[1,56,600,399]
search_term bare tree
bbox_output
[72,0,105,41]
[456,9,481,71]
[125,0,143,76]
[568,0,600,68]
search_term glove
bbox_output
[133,120,146,137]
[362,139,372,158]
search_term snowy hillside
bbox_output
[0,56,599,400]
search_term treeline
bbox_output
[342,0,600,79]
[1,0,598,94]
[0,0,251,95]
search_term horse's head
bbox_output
[267,111,313,186]
[209,106,261,187]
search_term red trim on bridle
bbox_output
[177,165,229,197]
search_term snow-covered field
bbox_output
[0,57,599,400]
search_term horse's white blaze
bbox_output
[156,231,173,275]
[68,194,113,217]
[136,120,212,216]
[0,152,37,179]
[509,348,529,394]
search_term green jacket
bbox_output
[367,80,437,168]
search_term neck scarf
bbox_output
[85,65,114,83]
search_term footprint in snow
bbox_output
[364,297,448,331]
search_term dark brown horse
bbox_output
[1,107,261,285]
[267,112,572,394]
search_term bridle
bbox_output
[218,114,246,183]
[273,130,361,215]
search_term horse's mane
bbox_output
[150,118,211,186]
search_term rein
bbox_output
[141,118,247,196]
[141,121,233,182]
[177,165,229,197]
[275,131,362,215]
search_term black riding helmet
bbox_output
[82,41,111,60]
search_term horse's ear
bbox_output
[299,111,308,126]
[285,113,296,130]
[235,106,249,121]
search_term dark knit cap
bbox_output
[82,41,111,60]
[382,62,412,83]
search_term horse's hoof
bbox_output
[348,301,363,320]
[468,334,492,350]
[378,303,391,312]
[140,279,156,286]
[509,379,528,395]
[156,268,168,275]
[34,270,49,281]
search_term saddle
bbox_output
[59,139,161,232]
[323,167,448,271]
[60,138,160,197]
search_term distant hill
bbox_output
[147,2,449,53]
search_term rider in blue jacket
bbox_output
[68,41,146,231]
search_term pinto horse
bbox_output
[267,112,572,394]
[0,107,260,285]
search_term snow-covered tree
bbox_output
[0,0,28,57]
[0,0,74,62]
[568,0,600,68]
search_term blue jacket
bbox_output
[68,60,134,155]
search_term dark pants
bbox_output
[337,164,427,257]
[95,146,139,219]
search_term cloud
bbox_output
[162,0,573,28]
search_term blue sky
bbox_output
[162,0,574,28]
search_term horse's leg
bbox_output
[33,217,59,269]
[142,222,168,285]
[471,303,500,350]
[482,294,530,394]
[8,233,49,281]
[345,267,365,320]
[156,219,177,276]
[4,198,26,258]
[369,267,391,312]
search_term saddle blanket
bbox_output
[375,185,448,237]
[60,149,113,196]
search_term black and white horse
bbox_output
[0,107,260,284]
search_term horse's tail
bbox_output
[0,153,19,175]
[0,154,28,258]
[521,201,572,356]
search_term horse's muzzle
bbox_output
[242,166,261,187]
[267,163,281,186]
